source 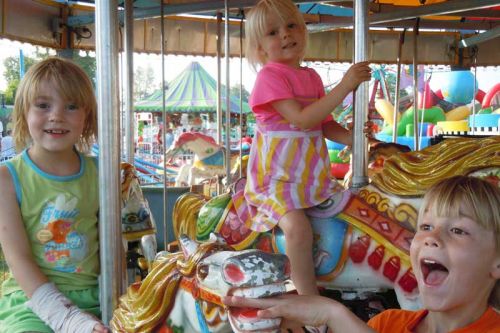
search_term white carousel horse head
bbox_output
[166,131,223,163]
[110,233,290,333]
[165,132,228,186]
[169,131,247,187]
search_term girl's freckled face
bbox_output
[27,82,86,153]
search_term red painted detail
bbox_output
[348,235,371,263]
[398,268,418,293]
[230,307,259,320]
[330,162,350,179]
[155,324,172,333]
[368,245,385,270]
[383,256,401,282]
[435,89,444,100]
[482,83,500,108]
[255,235,273,253]
[223,263,245,283]
[418,81,438,109]
[475,89,486,103]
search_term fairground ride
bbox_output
[1,0,499,323]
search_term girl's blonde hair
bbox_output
[418,175,500,308]
[245,0,307,71]
[12,57,98,152]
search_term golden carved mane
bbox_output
[110,241,232,332]
[371,136,500,196]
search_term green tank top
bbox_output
[1,150,99,296]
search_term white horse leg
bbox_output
[176,164,191,187]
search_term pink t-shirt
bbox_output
[249,62,333,126]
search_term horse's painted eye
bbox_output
[206,148,214,154]
[223,263,245,283]
[197,264,209,280]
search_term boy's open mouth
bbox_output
[421,258,449,286]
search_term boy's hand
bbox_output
[341,62,372,91]
[223,294,335,329]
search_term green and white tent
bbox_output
[135,61,251,114]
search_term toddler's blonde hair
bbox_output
[245,0,307,71]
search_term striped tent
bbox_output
[135,61,251,114]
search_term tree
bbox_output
[3,55,38,104]
[229,84,250,102]
[2,48,96,105]
[72,52,96,87]
[134,64,157,101]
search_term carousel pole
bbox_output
[160,0,169,250]
[95,0,124,324]
[351,0,370,188]
[124,0,134,164]
[239,11,244,178]
[224,0,231,182]
[392,29,405,143]
[216,12,223,145]
[412,19,420,151]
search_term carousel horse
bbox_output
[111,233,290,333]
[165,132,247,186]
[173,136,500,307]
[112,136,500,332]
[121,163,157,277]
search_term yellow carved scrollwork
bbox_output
[371,136,500,196]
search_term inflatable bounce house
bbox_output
[374,69,500,150]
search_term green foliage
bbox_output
[4,79,19,105]
[229,85,250,102]
[134,64,158,101]
[2,48,96,105]
[72,52,96,87]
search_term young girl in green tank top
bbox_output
[0,57,108,333]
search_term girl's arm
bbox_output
[223,294,376,333]
[272,62,371,130]
[322,121,352,146]
[323,120,377,148]
[0,165,108,333]
[0,165,49,296]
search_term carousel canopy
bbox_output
[135,61,251,114]
[2,1,500,66]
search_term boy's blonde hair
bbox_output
[418,175,500,308]
[12,57,98,152]
[245,0,307,71]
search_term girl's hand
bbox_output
[341,62,372,91]
[223,294,336,329]
[93,322,110,333]
[363,120,377,138]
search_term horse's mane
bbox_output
[371,136,500,196]
[110,241,232,332]
[175,132,218,147]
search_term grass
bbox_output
[0,247,8,297]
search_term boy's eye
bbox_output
[450,227,468,235]
[268,29,277,36]
[419,224,432,231]
[288,23,296,29]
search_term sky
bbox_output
[1,37,499,98]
